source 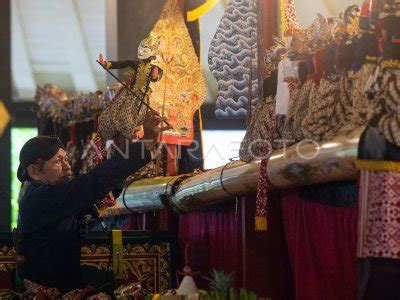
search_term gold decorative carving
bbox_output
[80,242,170,293]
[149,0,206,146]
[0,246,15,272]
[1,241,170,293]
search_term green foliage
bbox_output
[204,269,235,296]
[10,128,38,230]
[229,288,238,300]
[240,289,247,300]
[247,291,257,300]
[200,270,257,300]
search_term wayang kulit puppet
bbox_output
[92,35,164,208]
[98,35,163,142]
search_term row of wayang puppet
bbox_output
[283,62,372,144]
[240,1,400,163]
[240,57,400,163]
[287,67,397,144]
[282,43,400,147]
[35,83,121,125]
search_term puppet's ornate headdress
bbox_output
[344,5,361,37]
[138,35,160,60]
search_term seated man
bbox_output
[16,111,168,293]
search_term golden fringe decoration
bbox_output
[255,216,268,232]
[280,0,287,37]
[382,59,400,70]
[355,159,400,173]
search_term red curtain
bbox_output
[244,191,295,299]
[178,202,242,289]
[178,192,295,299]
[281,189,357,300]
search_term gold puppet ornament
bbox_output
[148,0,206,146]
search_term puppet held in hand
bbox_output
[98,35,163,142]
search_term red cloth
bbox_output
[245,191,295,299]
[178,203,242,289]
[178,193,295,299]
[282,189,357,300]
[357,170,400,259]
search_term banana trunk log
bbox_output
[102,127,363,217]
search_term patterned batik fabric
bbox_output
[98,61,153,141]
[301,77,355,142]
[350,63,377,124]
[23,279,61,299]
[283,80,315,144]
[284,77,301,94]
[376,69,400,147]
[363,64,400,147]
[357,170,400,259]
[275,114,286,145]
[239,97,276,163]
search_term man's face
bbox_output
[35,149,72,185]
